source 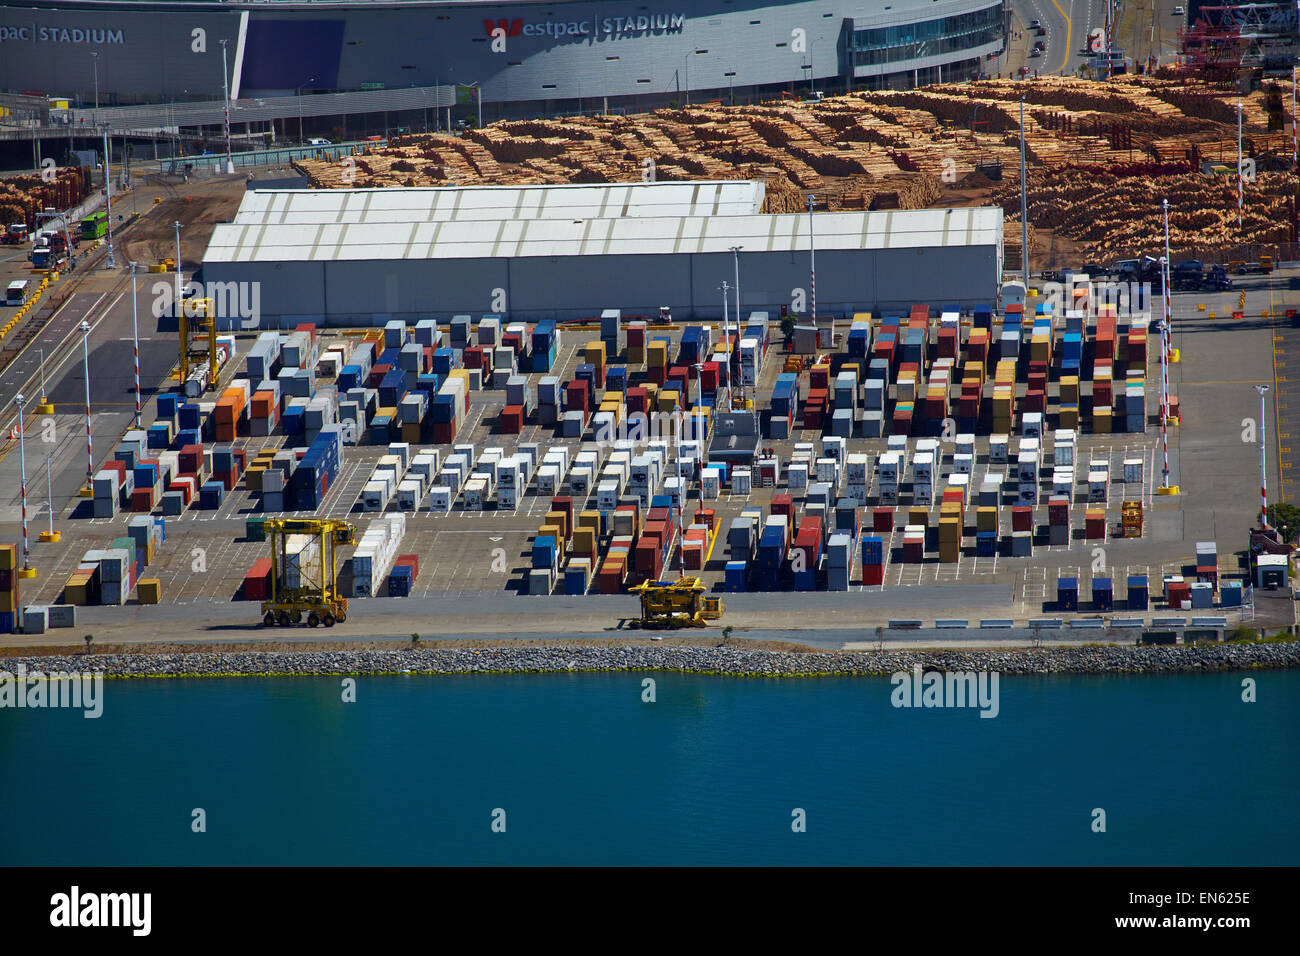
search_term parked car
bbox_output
[1173,6,1185,16]
[1030,18,1042,29]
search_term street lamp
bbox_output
[807,193,817,332]
[37,348,49,412]
[220,38,234,174]
[130,261,141,427]
[297,78,315,143]
[1018,97,1029,287]
[15,393,34,578]
[81,320,93,488]
[1257,384,1271,529]
[101,124,115,269]
[43,452,58,543]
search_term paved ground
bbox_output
[0,173,1292,649]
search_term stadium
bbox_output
[0,0,1008,118]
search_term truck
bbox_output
[1,223,29,245]
[29,244,68,272]
[1227,256,1274,275]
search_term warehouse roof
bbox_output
[204,206,1002,264]
[232,181,767,226]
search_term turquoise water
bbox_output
[1,671,1296,865]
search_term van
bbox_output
[6,279,31,306]
[306,137,331,146]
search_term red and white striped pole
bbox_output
[1160,199,1172,488]
[131,261,141,427]
[81,320,93,487]
[807,193,816,332]
[1258,384,1270,528]
[16,393,29,571]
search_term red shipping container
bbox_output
[873,506,894,532]
[395,554,420,580]
[551,496,574,529]
[244,557,273,602]
[500,405,524,434]
[1011,506,1033,533]
[647,365,666,386]
[863,563,885,586]
[131,487,155,512]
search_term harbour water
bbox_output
[2,671,1296,866]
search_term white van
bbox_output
[306,137,331,146]
[6,279,31,306]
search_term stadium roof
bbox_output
[232,181,767,226]
[204,206,1003,264]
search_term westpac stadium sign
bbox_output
[484,13,685,41]
[0,25,125,44]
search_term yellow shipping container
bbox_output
[0,544,15,570]
[137,579,162,605]
[579,511,601,533]
[572,526,597,557]
[538,523,563,548]
[977,507,998,533]
[1093,406,1112,433]
[245,465,267,491]
[1060,406,1079,429]
[938,541,961,563]
[908,507,929,527]
[544,510,569,540]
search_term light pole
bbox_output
[174,220,183,311]
[1237,96,1244,229]
[101,125,115,269]
[44,452,56,542]
[1257,384,1271,528]
[807,193,817,333]
[221,38,234,174]
[91,52,99,122]
[297,78,315,143]
[81,320,93,488]
[130,261,141,427]
[1019,97,1029,287]
[37,348,49,411]
[15,393,33,577]
[1161,198,1172,490]
[721,279,731,393]
[730,244,743,392]
[725,71,736,107]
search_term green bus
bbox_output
[80,211,107,240]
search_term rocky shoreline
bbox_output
[2,641,1298,677]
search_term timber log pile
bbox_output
[293,74,1299,253]
[0,167,92,229]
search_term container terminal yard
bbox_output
[2,84,1299,648]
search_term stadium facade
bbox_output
[0,0,1007,117]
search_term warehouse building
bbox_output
[201,181,1003,326]
[2,0,1007,118]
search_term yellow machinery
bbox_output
[176,295,220,392]
[1121,501,1143,539]
[628,577,725,628]
[261,518,356,627]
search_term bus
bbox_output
[80,210,107,240]
[5,279,31,306]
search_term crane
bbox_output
[261,518,356,627]
[628,577,725,628]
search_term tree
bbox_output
[1266,503,1300,543]
[779,315,797,340]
